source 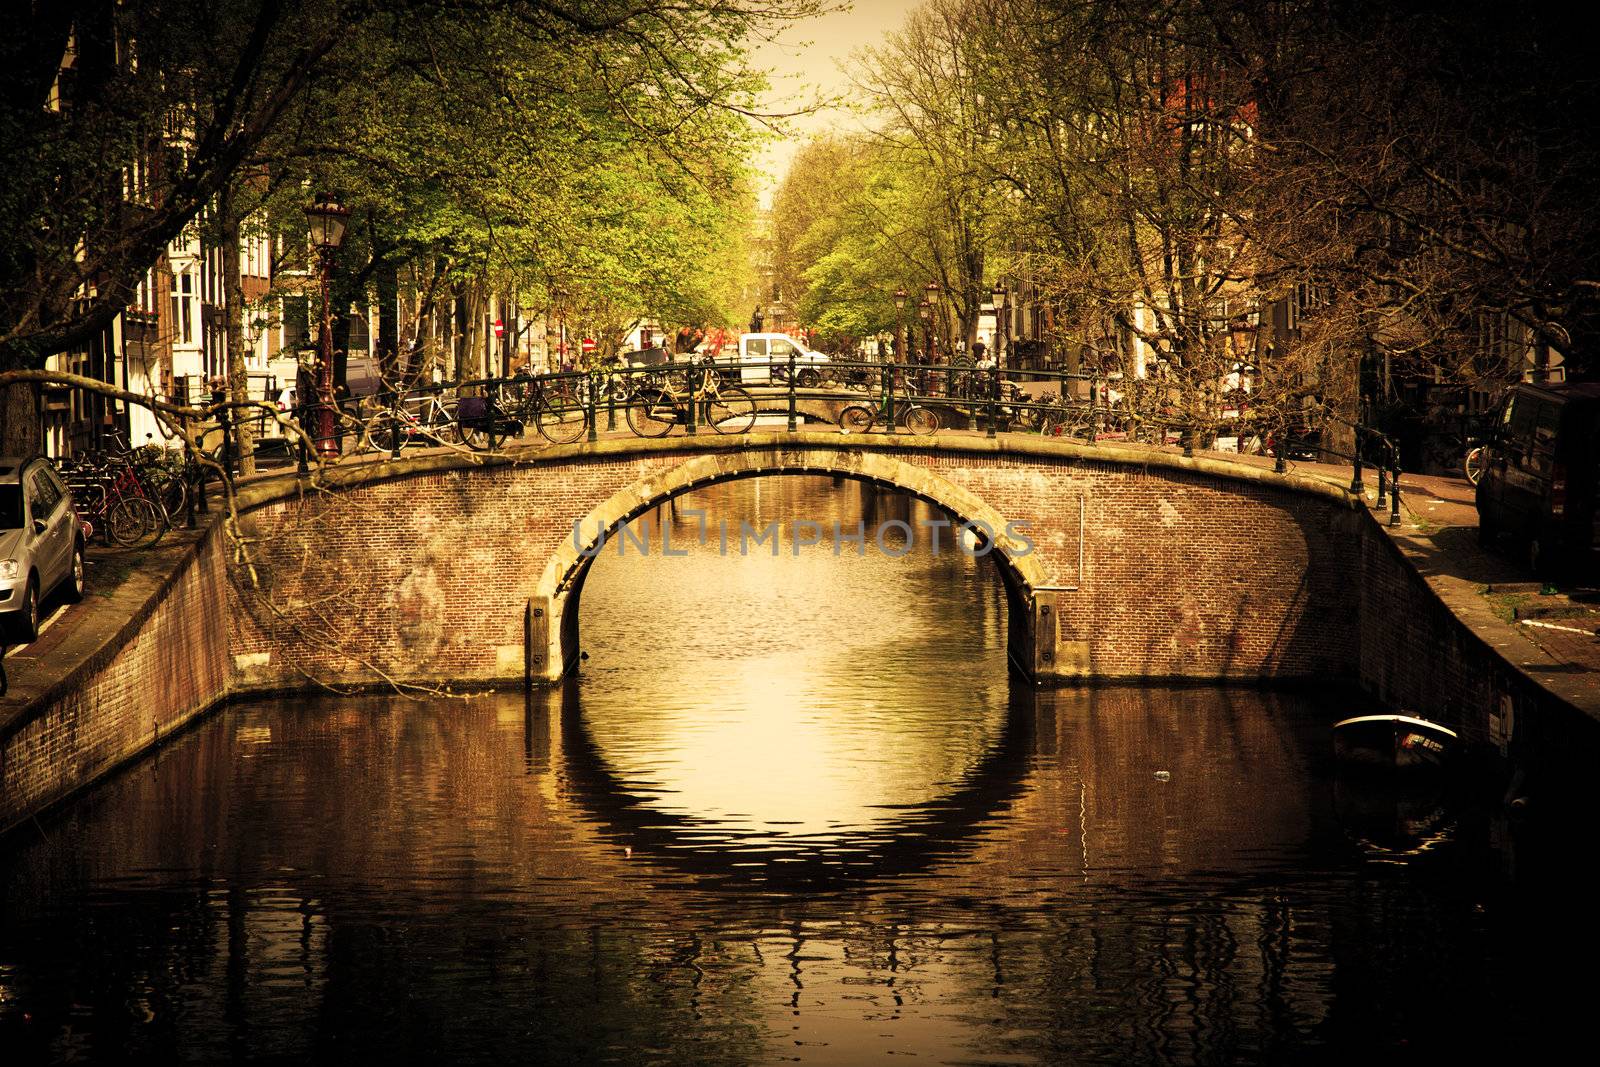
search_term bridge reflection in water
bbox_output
[0,477,1573,1063]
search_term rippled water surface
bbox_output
[0,477,1589,1063]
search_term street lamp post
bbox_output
[894,287,907,364]
[991,282,1008,368]
[917,299,932,395]
[304,193,350,458]
[924,282,940,364]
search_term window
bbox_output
[746,338,768,356]
[41,466,69,502]
[26,470,54,522]
[345,313,370,355]
[1533,401,1561,450]
[282,295,309,352]
[769,339,796,357]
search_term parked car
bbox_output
[1474,380,1600,578]
[736,333,830,386]
[0,455,86,641]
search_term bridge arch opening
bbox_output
[533,450,1049,683]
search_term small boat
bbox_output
[1333,714,1458,771]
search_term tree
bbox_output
[854,0,1005,350]
[0,0,352,451]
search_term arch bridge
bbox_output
[228,432,1366,691]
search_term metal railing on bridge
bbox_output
[211,354,1403,527]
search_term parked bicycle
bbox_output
[454,389,529,452]
[362,388,461,452]
[627,359,756,437]
[837,390,939,436]
[59,455,165,547]
[494,372,609,445]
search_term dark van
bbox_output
[1475,381,1600,578]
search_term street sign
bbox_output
[581,338,597,353]
[493,318,504,338]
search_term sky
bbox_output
[748,0,926,203]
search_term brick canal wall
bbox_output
[1355,521,1600,777]
[0,525,231,835]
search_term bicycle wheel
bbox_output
[903,406,939,436]
[838,405,876,434]
[1464,445,1486,486]
[460,421,499,452]
[626,387,678,437]
[366,414,408,454]
[706,386,755,435]
[535,388,589,444]
[421,399,458,446]
[107,496,163,547]
[157,474,187,521]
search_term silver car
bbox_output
[1,455,85,642]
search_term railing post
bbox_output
[1088,364,1100,446]
[389,387,401,460]
[787,350,798,432]
[986,363,999,438]
[184,440,197,529]
[1273,419,1287,474]
[605,372,617,433]
[586,371,598,444]
[686,363,699,435]
[1350,429,1365,496]
[1376,463,1388,509]
[196,441,210,513]
[215,390,234,477]
[1390,461,1402,527]
[966,368,979,432]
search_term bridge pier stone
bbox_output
[526,594,564,683]
[1016,590,1090,685]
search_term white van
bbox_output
[737,333,830,386]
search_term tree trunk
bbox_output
[219,186,256,476]
[464,280,487,380]
[1,384,40,455]
[546,309,562,372]
[376,256,399,384]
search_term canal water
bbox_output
[0,477,1588,1063]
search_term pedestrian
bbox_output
[972,342,995,401]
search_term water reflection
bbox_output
[552,679,1037,887]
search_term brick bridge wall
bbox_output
[226,433,1365,693]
